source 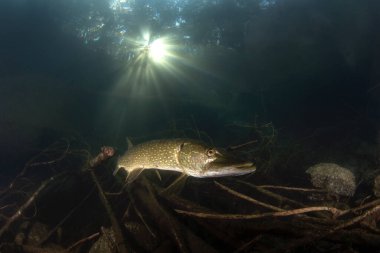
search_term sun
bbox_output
[112,29,204,98]
[147,38,167,63]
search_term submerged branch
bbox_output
[89,146,115,168]
[269,205,380,253]
[329,205,380,233]
[237,180,307,208]
[88,146,128,253]
[256,185,326,192]
[175,206,342,220]
[0,175,62,238]
[215,181,284,211]
[66,232,100,252]
[336,199,380,218]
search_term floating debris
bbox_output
[306,163,356,197]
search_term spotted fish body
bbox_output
[116,138,256,183]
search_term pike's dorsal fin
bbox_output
[126,137,133,150]
[126,168,144,184]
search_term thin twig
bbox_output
[175,206,342,220]
[274,205,380,253]
[0,204,16,211]
[233,235,263,253]
[361,222,380,234]
[0,175,61,238]
[29,140,70,167]
[215,181,284,211]
[66,232,100,251]
[329,205,380,233]
[336,199,380,218]
[257,185,326,192]
[127,189,157,238]
[237,180,306,208]
[227,140,258,150]
[39,187,96,246]
[1,140,70,198]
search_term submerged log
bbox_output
[129,177,218,253]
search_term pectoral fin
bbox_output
[160,173,188,195]
[155,170,162,181]
[113,166,121,176]
[126,168,144,184]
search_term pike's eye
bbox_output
[206,149,216,157]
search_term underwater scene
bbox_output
[1,0,380,252]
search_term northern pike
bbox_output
[116,138,256,183]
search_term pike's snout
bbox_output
[201,152,256,177]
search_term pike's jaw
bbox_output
[195,161,256,178]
